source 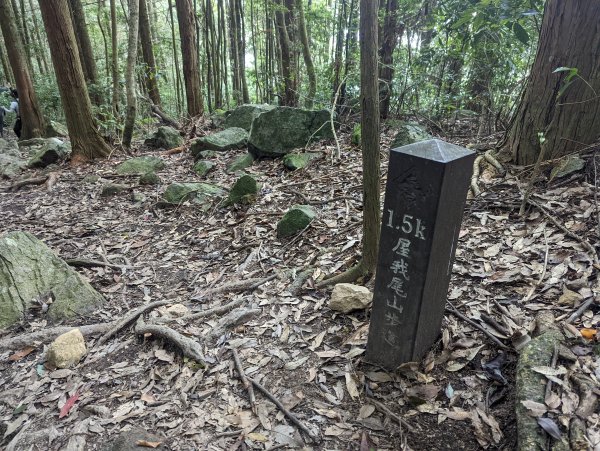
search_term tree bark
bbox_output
[139,0,161,106]
[110,0,120,114]
[502,0,600,165]
[274,0,297,106]
[27,0,51,74]
[175,0,204,116]
[38,0,111,160]
[0,0,45,139]
[296,0,316,108]
[67,0,99,100]
[122,0,139,148]
[379,0,402,119]
[0,32,14,85]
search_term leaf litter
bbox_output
[0,120,598,450]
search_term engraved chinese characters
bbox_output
[366,139,475,369]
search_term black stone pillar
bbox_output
[366,139,475,369]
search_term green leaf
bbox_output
[512,22,529,45]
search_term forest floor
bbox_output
[0,118,599,451]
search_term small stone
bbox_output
[190,127,248,157]
[166,304,189,317]
[193,160,215,177]
[161,182,225,211]
[276,205,316,239]
[139,171,161,185]
[46,329,87,368]
[558,288,583,306]
[131,192,146,203]
[227,153,254,173]
[226,174,259,206]
[116,156,165,175]
[390,122,431,149]
[282,153,318,170]
[101,183,128,196]
[144,126,183,150]
[328,283,373,313]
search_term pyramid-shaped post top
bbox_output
[391,139,474,163]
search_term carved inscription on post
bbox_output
[366,139,475,369]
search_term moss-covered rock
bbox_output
[198,150,218,159]
[82,175,100,184]
[0,231,104,328]
[139,172,161,185]
[277,205,316,239]
[226,174,259,206]
[0,139,25,179]
[193,160,215,177]
[144,126,183,150]
[116,156,165,175]
[248,107,334,158]
[227,153,254,173]
[101,183,128,196]
[190,127,248,157]
[351,124,361,146]
[224,104,275,131]
[161,182,225,210]
[390,122,431,149]
[550,155,585,181]
[282,152,319,170]
[45,120,68,138]
[27,138,70,168]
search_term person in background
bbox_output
[2,89,20,138]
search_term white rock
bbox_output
[328,283,373,313]
[166,303,190,317]
[46,328,87,368]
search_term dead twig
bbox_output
[95,300,172,346]
[249,376,320,443]
[135,317,206,365]
[164,145,187,155]
[368,397,415,433]
[66,258,130,270]
[566,296,598,324]
[193,274,278,300]
[157,298,246,324]
[230,347,257,413]
[0,323,111,352]
[446,302,509,349]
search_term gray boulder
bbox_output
[226,174,259,206]
[0,231,104,328]
[161,182,225,211]
[227,153,254,173]
[390,123,432,149]
[0,139,26,178]
[277,205,316,239]
[45,120,68,138]
[224,104,275,131]
[101,183,128,196]
[26,138,71,168]
[144,126,183,150]
[116,156,165,175]
[248,107,333,158]
[190,127,248,157]
[139,172,161,185]
[283,152,319,170]
[193,160,215,177]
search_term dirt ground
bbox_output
[0,120,598,450]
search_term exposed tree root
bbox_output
[2,175,49,192]
[470,155,483,196]
[134,317,206,366]
[195,274,278,299]
[66,258,129,270]
[207,308,262,340]
[315,261,370,288]
[150,104,181,129]
[230,347,257,413]
[0,323,111,352]
[288,268,314,295]
[156,298,246,324]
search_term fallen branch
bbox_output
[95,300,172,346]
[207,308,261,340]
[566,296,598,324]
[0,323,111,352]
[230,347,257,413]
[446,302,509,349]
[3,175,49,192]
[156,298,245,324]
[66,258,129,271]
[164,145,186,155]
[249,376,320,443]
[135,317,206,366]
[288,268,314,296]
[150,104,181,129]
[194,274,278,300]
[368,397,415,433]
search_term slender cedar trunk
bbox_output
[360,0,380,272]
[27,0,50,74]
[11,0,33,74]
[122,0,139,148]
[228,0,241,103]
[249,0,260,101]
[139,0,161,105]
[379,0,401,119]
[68,0,98,88]
[38,0,111,159]
[0,32,14,85]
[264,2,274,103]
[167,0,183,114]
[0,0,45,139]
[339,0,356,108]
[237,0,249,103]
[175,0,204,116]
[19,0,43,75]
[295,0,315,108]
[274,0,297,106]
[110,0,120,114]
[503,0,600,165]
[331,0,346,105]
[97,1,111,79]
[218,0,229,106]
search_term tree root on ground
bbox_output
[288,268,314,295]
[315,261,370,288]
[0,323,111,352]
[194,274,278,300]
[207,308,261,340]
[470,150,505,197]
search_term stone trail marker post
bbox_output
[366,139,475,369]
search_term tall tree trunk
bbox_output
[236,0,249,103]
[139,0,161,105]
[19,0,43,75]
[122,0,139,148]
[296,0,315,108]
[503,0,600,165]
[97,1,111,79]
[11,0,33,74]
[167,0,183,114]
[175,0,204,116]
[27,0,51,74]
[274,0,297,106]
[0,0,45,139]
[379,0,402,119]
[67,0,99,90]
[38,0,111,160]
[0,33,14,85]
[110,0,120,114]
